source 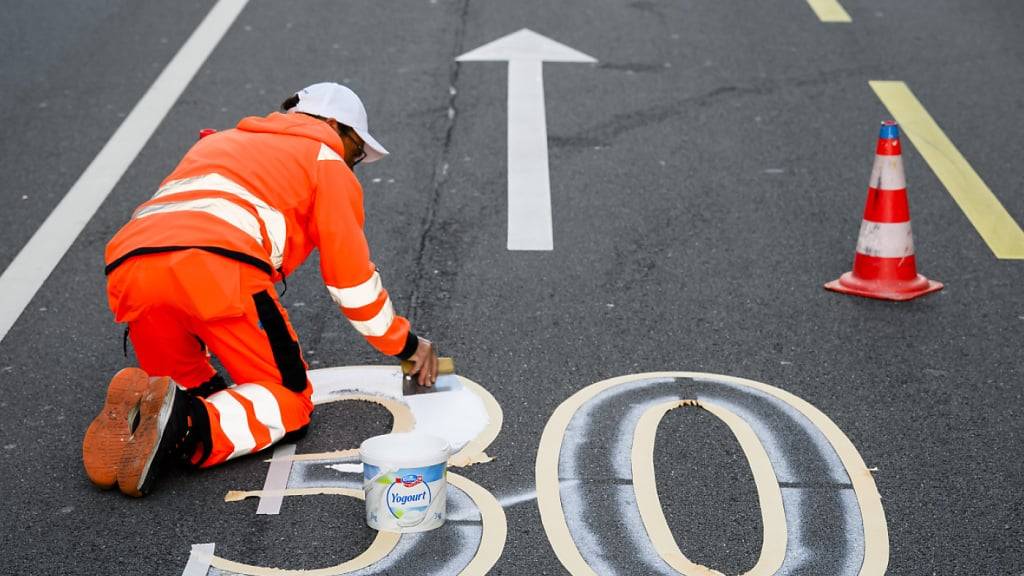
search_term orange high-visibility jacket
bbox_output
[105,112,416,357]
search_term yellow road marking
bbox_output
[871,81,1024,259]
[805,0,852,22]
[535,372,889,576]
[632,400,786,575]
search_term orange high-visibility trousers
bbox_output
[106,249,313,467]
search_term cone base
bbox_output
[824,271,943,301]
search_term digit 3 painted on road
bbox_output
[536,372,889,576]
[182,366,506,576]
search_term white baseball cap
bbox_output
[290,82,389,163]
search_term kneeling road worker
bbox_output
[82,82,438,496]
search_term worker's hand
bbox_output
[408,337,438,386]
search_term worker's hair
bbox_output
[281,94,331,122]
[281,94,300,111]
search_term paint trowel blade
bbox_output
[401,357,461,396]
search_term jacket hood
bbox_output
[236,112,347,159]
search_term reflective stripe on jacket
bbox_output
[105,112,414,357]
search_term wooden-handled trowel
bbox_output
[400,357,460,396]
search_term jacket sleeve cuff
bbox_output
[394,331,419,360]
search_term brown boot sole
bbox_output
[82,368,151,490]
[117,376,176,497]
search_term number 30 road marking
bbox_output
[536,372,888,575]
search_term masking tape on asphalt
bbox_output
[256,443,296,515]
[631,399,786,576]
[535,372,888,576]
[225,486,364,502]
[268,448,359,463]
[182,543,216,576]
[448,472,508,576]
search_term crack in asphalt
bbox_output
[407,0,471,326]
[550,63,878,150]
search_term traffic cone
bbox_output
[825,121,943,301]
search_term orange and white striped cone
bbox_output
[825,121,943,301]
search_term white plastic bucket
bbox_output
[359,433,450,533]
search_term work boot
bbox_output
[116,376,200,497]
[82,368,152,490]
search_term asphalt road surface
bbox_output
[1,1,1022,574]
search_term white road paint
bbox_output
[447,489,537,522]
[308,365,491,453]
[560,387,680,575]
[0,0,249,344]
[712,381,849,484]
[610,399,681,575]
[457,29,596,251]
[326,462,364,474]
[559,378,674,479]
[698,388,861,574]
[496,489,538,509]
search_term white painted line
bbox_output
[181,542,215,576]
[0,0,249,345]
[457,29,596,251]
[326,462,364,474]
[256,443,295,515]
[507,58,554,250]
[497,489,537,509]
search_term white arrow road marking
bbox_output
[457,29,596,251]
[0,0,249,344]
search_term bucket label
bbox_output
[364,463,446,531]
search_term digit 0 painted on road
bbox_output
[183,366,506,576]
[536,372,888,575]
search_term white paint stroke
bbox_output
[326,462,364,474]
[0,0,249,344]
[705,386,862,573]
[610,396,678,479]
[498,489,538,509]
[559,378,675,479]
[456,29,596,251]
[711,383,849,484]
[307,366,492,457]
[557,382,680,575]
[449,488,538,521]
[615,485,677,576]
[605,394,684,574]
